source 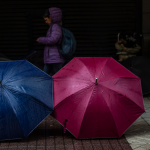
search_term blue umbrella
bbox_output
[0,60,53,141]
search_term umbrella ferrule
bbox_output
[64,119,68,133]
[95,78,98,85]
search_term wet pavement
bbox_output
[125,95,150,150]
[1,95,150,150]
[0,115,132,150]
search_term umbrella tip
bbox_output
[64,119,68,133]
[95,78,98,85]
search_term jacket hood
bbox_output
[49,7,62,23]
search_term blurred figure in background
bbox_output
[115,31,141,62]
[36,7,65,75]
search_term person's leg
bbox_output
[52,63,63,74]
[43,64,53,74]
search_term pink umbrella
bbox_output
[51,57,145,139]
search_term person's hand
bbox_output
[120,44,127,51]
[117,38,124,44]
[123,47,127,51]
[117,40,122,44]
[121,51,127,54]
[36,38,39,43]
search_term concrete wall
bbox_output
[142,0,150,56]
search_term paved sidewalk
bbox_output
[2,96,149,150]
[0,116,132,150]
[125,96,150,150]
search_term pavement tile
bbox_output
[142,112,150,118]
[65,145,75,150]
[64,131,74,149]
[91,140,103,150]
[54,123,64,147]
[45,117,55,147]
[28,130,37,147]
[17,147,27,150]
[82,140,95,150]
[73,138,84,150]
[55,145,65,150]
[17,138,28,147]
[118,137,133,150]
[46,136,55,147]
[74,145,84,150]
[55,136,64,146]
[8,147,18,150]
[37,138,45,146]
[0,115,133,150]
[100,140,113,150]
[37,130,46,147]
[134,148,147,150]
[109,139,122,150]
[141,143,150,149]
[91,139,100,144]
[143,119,150,125]
[35,148,45,150]
[0,142,9,147]
[8,141,18,147]
[73,138,82,146]
[46,146,55,150]
[130,143,141,149]
[27,147,37,150]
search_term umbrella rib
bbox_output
[4,85,53,111]
[1,62,10,83]
[76,58,95,80]
[58,68,92,82]
[78,87,119,138]
[2,61,24,84]
[99,92,122,137]
[55,83,94,109]
[2,88,25,138]
[99,76,139,84]
[99,83,144,110]
[77,87,96,139]
[54,84,95,138]
[97,58,139,82]
[105,89,140,137]
[102,94,121,137]
[97,58,111,80]
[4,76,51,84]
[67,84,95,139]
[2,60,51,85]
[54,76,92,83]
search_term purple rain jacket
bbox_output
[38,7,65,64]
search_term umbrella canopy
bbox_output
[120,56,150,95]
[0,60,53,141]
[51,57,145,139]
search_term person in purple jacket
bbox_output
[36,7,65,75]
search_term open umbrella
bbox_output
[120,56,150,95]
[0,60,53,141]
[51,57,145,139]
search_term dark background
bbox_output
[0,0,142,62]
